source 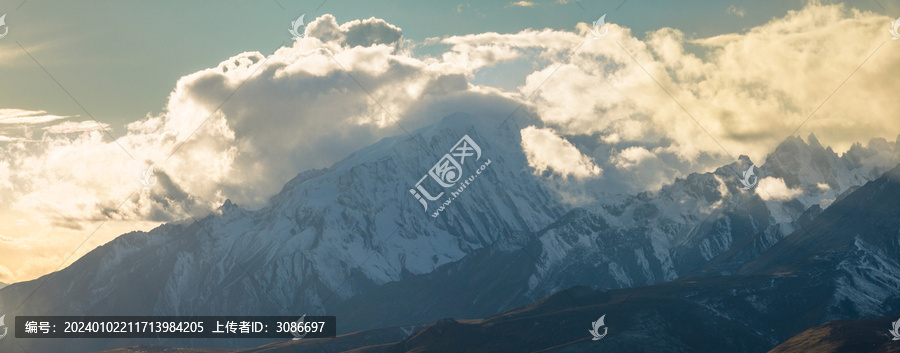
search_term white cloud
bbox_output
[756,177,803,201]
[0,109,69,125]
[507,1,536,7]
[608,146,681,191]
[1,14,495,224]
[521,126,602,178]
[44,120,110,134]
[2,4,899,282]
[611,146,655,170]
[0,14,528,282]
[306,15,403,49]
[505,2,900,166]
[727,5,746,17]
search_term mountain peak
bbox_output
[739,161,900,275]
[713,154,756,178]
[217,199,237,213]
[778,135,812,152]
[806,133,823,149]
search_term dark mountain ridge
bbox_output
[113,163,900,352]
[2,113,898,352]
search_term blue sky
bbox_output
[3,0,894,132]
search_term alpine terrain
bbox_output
[1,112,898,352]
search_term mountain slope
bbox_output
[529,135,900,294]
[740,163,900,275]
[768,317,900,353]
[2,111,897,353]
[330,137,900,333]
[0,112,567,352]
[116,162,900,353]
[132,284,777,353]
[315,161,900,351]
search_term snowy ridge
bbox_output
[764,135,900,207]
[0,112,564,320]
[527,157,775,297]
[524,135,900,300]
[829,235,900,319]
[1,111,898,352]
[146,113,569,315]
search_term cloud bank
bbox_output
[2,3,899,282]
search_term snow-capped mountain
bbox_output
[0,111,897,352]
[233,165,900,352]
[522,134,900,301]
[322,137,900,334]
[738,163,900,321]
[0,112,568,352]
[763,135,900,204]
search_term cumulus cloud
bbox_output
[306,15,403,49]
[756,177,804,200]
[510,2,899,167]
[611,146,655,170]
[1,14,487,224]
[0,14,532,281]
[2,4,899,282]
[521,126,602,178]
